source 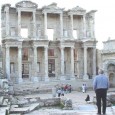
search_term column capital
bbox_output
[84,46,88,49]
[18,46,22,49]
[33,10,36,13]
[44,46,48,49]
[71,46,74,49]
[6,45,10,49]
[33,46,37,49]
[60,46,65,50]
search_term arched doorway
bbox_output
[107,64,115,87]
[109,73,115,87]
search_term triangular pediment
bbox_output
[71,6,86,12]
[15,0,38,8]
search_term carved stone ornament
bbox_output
[15,0,38,8]
[42,3,64,10]
[69,6,86,12]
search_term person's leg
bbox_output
[96,90,101,114]
[102,89,107,114]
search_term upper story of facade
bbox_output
[1,0,97,41]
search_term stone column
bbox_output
[5,6,10,36]
[33,11,36,38]
[76,49,80,78]
[6,46,10,80]
[92,17,95,38]
[93,47,96,77]
[44,12,48,39]
[33,46,39,82]
[83,15,86,38]
[60,13,63,38]
[18,10,21,37]
[44,46,49,81]
[60,47,65,80]
[18,46,23,83]
[83,46,89,80]
[71,47,75,80]
[70,14,73,38]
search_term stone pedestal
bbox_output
[83,74,89,80]
[32,77,39,82]
[44,77,49,82]
[18,77,23,83]
[60,75,65,80]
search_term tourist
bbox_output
[68,85,72,93]
[82,84,85,93]
[93,69,109,115]
[57,88,61,97]
[64,84,68,93]
[85,94,90,102]
[84,84,87,93]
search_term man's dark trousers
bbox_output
[96,88,107,114]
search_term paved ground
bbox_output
[23,88,115,115]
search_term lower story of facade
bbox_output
[2,39,97,83]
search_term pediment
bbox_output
[15,0,38,8]
[68,6,86,15]
[42,2,64,12]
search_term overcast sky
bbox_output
[0,0,115,49]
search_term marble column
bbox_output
[44,12,48,39]
[6,46,10,80]
[92,17,95,38]
[44,46,49,81]
[33,46,39,82]
[60,13,63,38]
[70,14,73,38]
[76,49,80,78]
[5,6,10,36]
[83,46,89,80]
[18,10,21,37]
[33,11,36,38]
[18,46,23,83]
[83,15,86,38]
[71,47,75,80]
[93,47,96,77]
[60,47,65,80]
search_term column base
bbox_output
[71,75,76,80]
[45,77,49,82]
[60,75,65,80]
[32,77,39,82]
[18,77,23,84]
[83,74,89,80]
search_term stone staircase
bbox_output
[13,79,93,95]
[13,81,56,95]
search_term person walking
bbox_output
[93,69,109,115]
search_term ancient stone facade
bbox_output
[97,39,115,86]
[1,1,97,84]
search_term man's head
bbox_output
[98,68,104,74]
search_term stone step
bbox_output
[0,96,4,105]
[10,103,39,114]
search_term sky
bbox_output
[0,0,115,49]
